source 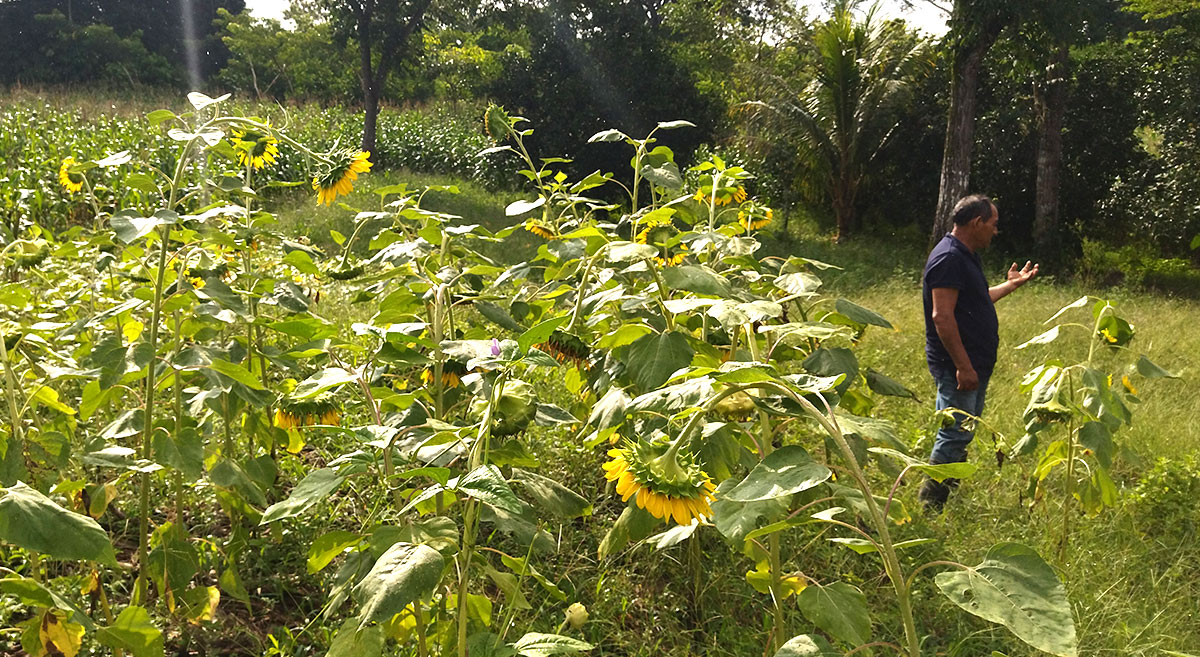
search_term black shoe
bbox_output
[918,478,951,511]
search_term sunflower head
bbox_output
[231,128,279,170]
[421,359,468,389]
[313,150,372,206]
[524,220,558,240]
[58,157,84,193]
[653,242,687,267]
[738,208,772,232]
[485,104,513,142]
[535,330,591,368]
[11,239,50,270]
[602,441,716,525]
[275,392,341,430]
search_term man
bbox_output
[918,195,1038,510]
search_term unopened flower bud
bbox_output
[565,602,588,629]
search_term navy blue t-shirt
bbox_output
[922,234,999,376]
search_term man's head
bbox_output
[949,194,999,251]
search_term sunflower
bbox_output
[654,242,688,267]
[421,359,468,389]
[738,209,772,231]
[535,331,590,368]
[274,393,341,430]
[732,186,748,203]
[313,150,372,206]
[58,157,84,193]
[602,442,717,526]
[524,220,558,240]
[231,128,279,170]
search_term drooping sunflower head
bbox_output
[524,219,558,240]
[738,207,772,232]
[421,359,469,390]
[58,157,84,193]
[484,104,513,143]
[313,150,372,206]
[11,239,50,270]
[535,330,591,368]
[635,223,675,246]
[275,392,341,430]
[602,441,717,526]
[654,242,688,268]
[231,128,279,170]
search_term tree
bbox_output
[326,0,436,154]
[746,0,929,241]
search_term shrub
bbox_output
[1128,453,1200,540]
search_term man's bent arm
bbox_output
[931,287,978,390]
[989,261,1039,302]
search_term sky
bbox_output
[243,0,950,36]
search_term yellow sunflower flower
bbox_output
[231,128,279,170]
[602,443,717,526]
[313,150,372,206]
[732,186,748,203]
[739,211,771,231]
[274,408,305,431]
[1121,375,1138,396]
[524,221,558,240]
[58,157,84,193]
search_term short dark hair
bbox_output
[950,194,995,226]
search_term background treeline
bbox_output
[3,0,1200,289]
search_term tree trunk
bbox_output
[929,19,1003,247]
[1033,44,1069,255]
[358,5,378,154]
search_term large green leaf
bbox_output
[796,581,871,647]
[708,300,783,330]
[622,331,694,392]
[834,299,892,329]
[511,469,591,519]
[1136,355,1179,379]
[774,634,840,657]
[934,543,1077,657]
[0,482,117,565]
[868,448,978,482]
[327,617,384,657]
[353,542,444,629]
[511,632,594,656]
[662,265,733,297]
[206,358,265,390]
[722,446,831,502]
[95,606,164,657]
[292,367,358,400]
[260,468,346,525]
[518,316,570,354]
[456,465,528,514]
[110,209,176,244]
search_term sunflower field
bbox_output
[0,91,1194,657]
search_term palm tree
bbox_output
[747,0,929,241]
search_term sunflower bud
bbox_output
[485,104,512,142]
[564,602,588,629]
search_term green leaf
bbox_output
[511,632,594,656]
[260,468,346,525]
[327,617,384,657]
[775,272,822,296]
[934,543,1078,657]
[865,369,918,401]
[511,469,591,519]
[657,120,696,130]
[796,581,871,647]
[834,299,893,329]
[146,109,176,126]
[95,606,164,657]
[598,506,659,560]
[605,242,658,263]
[588,129,629,143]
[622,331,694,392]
[1136,355,1179,378]
[308,531,364,574]
[867,448,978,482]
[1016,325,1061,349]
[292,367,357,399]
[1077,421,1114,469]
[283,250,320,276]
[774,634,840,657]
[353,542,444,629]
[110,209,176,244]
[722,446,831,502]
[475,301,525,332]
[708,300,783,330]
[206,358,265,390]
[662,265,733,297]
[28,386,75,415]
[1045,295,1090,324]
[829,537,937,555]
[0,577,94,629]
[518,316,570,354]
[0,482,117,565]
[456,465,528,514]
[506,197,546,217]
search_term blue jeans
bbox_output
[929,369,991,465]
